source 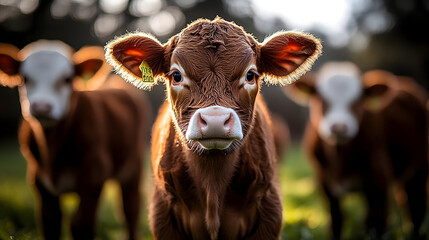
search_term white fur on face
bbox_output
[20,51,74,123]
[169,63,190,93]
[239,64,258,92]
[316,62,363,144]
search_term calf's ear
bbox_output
[283,72,317,106]
[0,43,23,87]
[259,31,322,86]
[105,32,165,90]
[73,46,112,91]
[362,70,394,112]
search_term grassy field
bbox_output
[0,139,424,239]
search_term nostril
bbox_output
[199,112,233,134]
[186,106,243,142]
[198,113,208,128]
[45,104,53,113]
[31,102,53,116]
[331,123,348,135]
[224,113,233,129]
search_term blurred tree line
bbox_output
[0,0,428,141]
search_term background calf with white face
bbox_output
[285,61,428,239]
[21,49,74,124]
[0,40,149,240]
[314,62,363,145]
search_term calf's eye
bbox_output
[246,71,255,82]
[173,72,182,83]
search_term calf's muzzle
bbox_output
[186,106,243,150]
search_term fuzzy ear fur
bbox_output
[73,46,112,91]
[0,43,23,87]
[259,31,322,86]
[105,32,165,90]
[105,26,321,89]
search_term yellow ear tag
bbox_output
[139,60,154,82]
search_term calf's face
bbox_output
[166,24,260,152]
[286,62,390,145]
[315,63,363,144]
[21,51,74,124]
[105,18,322,153]
[0,41,107,127]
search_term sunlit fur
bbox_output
[105,20,322,90]
[104,32,164,90]
[261,31,322,86]
[0,43,23,87]
[105,17,322,240]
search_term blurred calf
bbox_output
[284,62,428,239]
[0,41,150,240]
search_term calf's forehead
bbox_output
[21,51,74,83]
[317,75,362,104]
[316,63,363,105]
[172,21,256,81]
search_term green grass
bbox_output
[0,140,425,239]
[0,140,153,240]
[280,145,329,240]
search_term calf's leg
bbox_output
[322,183,343,240]
[364,183,388,239]
[71,185,102,240]
[35,179,62,240]
[404,168,428,239]
[120,174,141,240]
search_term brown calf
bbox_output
[0,41,150,240]
[105,17,322,239]
[285,62,428,239]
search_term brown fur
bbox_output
[287,69,428,239]
[0,42,150,240]
[149,97,282,239]
[105,18,322,239]
[20,89,149,240]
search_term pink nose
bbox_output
[197,111,234,137]
[186,106,243,149]
[330,123,348,136]
[31,101,53,117]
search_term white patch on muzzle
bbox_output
[186,106,243,150]
[318,108,360,144]
[170,63,190,93]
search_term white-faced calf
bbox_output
[0,40,150,240]
[285,61,428,239]
[105,18,322,239]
